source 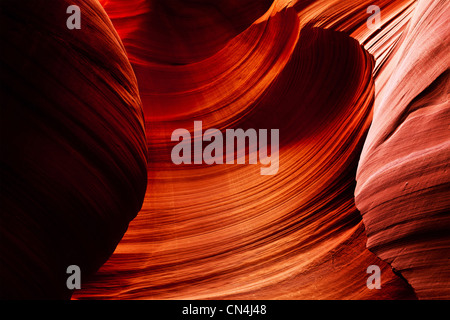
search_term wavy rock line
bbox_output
[74,0,419,299]
[355,0,450,299]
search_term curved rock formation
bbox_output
[74,0,416,299]
[355,0,450,299]
[97,0,274,65]
[0,0,147,299]
[4,0,444,300]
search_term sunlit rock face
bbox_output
[0,0,147,299]
[355,0,450,300]
[73,0,418,300]
[2,0,446,301]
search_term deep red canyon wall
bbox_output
[1,0,448,300]
[0,0,148,299]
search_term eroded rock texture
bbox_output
[3,0,446,301]
[74,0,418,300]
[0,0,147,299]
[355,0,450,299]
